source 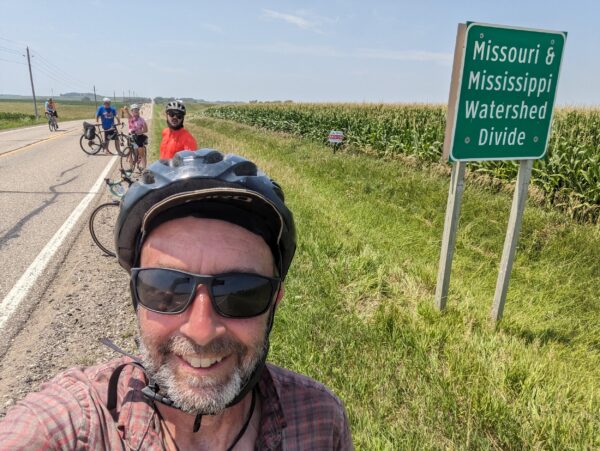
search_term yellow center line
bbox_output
[0,128,80,159]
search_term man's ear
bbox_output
[274,282,285,307]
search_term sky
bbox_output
[0,0,599,104]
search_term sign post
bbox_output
[327,130,344,153]
[436,22,566,320]
[434,160,466,310]
[491,159,533,321]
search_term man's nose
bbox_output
[179,284,225,346]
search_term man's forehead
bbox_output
[144,216,270,253]
[141,216,275,274]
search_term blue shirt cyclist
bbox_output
[96,97,120,130]
[95,97,122,153]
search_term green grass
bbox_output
[149,103,165,162]
[181,115,600,449]
[0,99,129,130]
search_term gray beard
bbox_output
[138,332,267,415]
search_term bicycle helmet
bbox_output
[165,99,186,114]
[103,97,111,103]
[116,148,296,281]
[130,103,140,110]
[114,149,296,425]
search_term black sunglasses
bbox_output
[167,111,184,119]
[131,268,280,318]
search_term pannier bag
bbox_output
[83,122,96,139]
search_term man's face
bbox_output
[103,102,110,108]
[137,217,280,414]
[166,110,184,127]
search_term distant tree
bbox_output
[82,96,91,102]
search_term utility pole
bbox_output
[122,90,124,102]
[93,85,97,109]
[113,90,116,102]
[26,47,38,118]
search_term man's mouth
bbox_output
[180,354,225,369]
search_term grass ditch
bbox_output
[179,115,599,449]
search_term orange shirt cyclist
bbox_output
[159,100,198,159]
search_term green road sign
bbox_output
[444,23,566,161]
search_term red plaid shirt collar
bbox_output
[115,360,288,449]
[0,357,352,449]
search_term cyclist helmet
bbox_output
[103,97,111,103]
[116,148,296,281]
[165,99,186,115]
[48,98,53,102]
[114,149,296,420]
[130,103,140,110]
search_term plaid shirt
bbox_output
[0,357,353,450]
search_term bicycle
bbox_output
[88,169,134,257]
[80,122,129,156]
[120,134,147,175]
[46,112,58,132]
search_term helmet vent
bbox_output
[142,170,155,185]
[232,161,257,176]
[203,150,224,164]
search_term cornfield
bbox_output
[204,103,600,222]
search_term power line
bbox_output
[0,56,26,66]
[0,45,22,55]
[31,60,88,91]
[0,39,93,95]
[30,49,88,90]
[31,62,88,91]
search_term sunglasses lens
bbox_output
[134,269,276,317]
[136,269,194,313]
[168,112,183,119]
[212,274,274,317]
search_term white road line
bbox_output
[0,156,118,331]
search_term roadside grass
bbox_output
[0,99,127,130]
[148,104,164,162]
[183,116,600,449]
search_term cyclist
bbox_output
[0,150,352,449]
[96,97,122,154]
[159,99,198,159]
[44,98,58,126]
[127,103,148,169]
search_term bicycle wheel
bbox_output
[52,119,58,131]
[79,134,103,155]
[48,120,53,132]
[119,148,135,173]
[89,201,120,257]
[116,133,131,157]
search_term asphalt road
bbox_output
[0,104,153,409]
[0,119,119,348]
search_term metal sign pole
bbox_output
[435,161,466,310]
[490,159,533,321]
